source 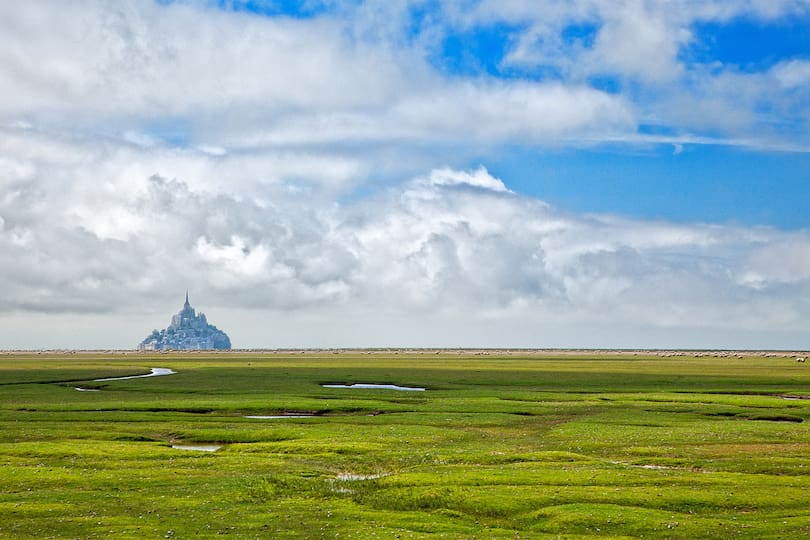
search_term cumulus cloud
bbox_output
[0,1,634,153]
[418,166,511,192]
[2,121,809,348]
[439,0,810,148]
[584,2,690,83]
[1,0,807,154]
[1,1,809,348]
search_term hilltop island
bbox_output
[138,293,231,351]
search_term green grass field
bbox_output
[1,351,809,539]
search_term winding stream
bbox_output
[93,367,176,382]
[73,367,176,391]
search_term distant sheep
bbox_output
[797,357,806,363]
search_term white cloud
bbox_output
[772,59,810,88]
[584,2,689,83]
[3,123,808,348]
[440,0,810,147]
[1,1,809,348]
[0,2,391,114]
[0,1,634,153]
[420,166,510,192]
[744,237,810,284]
[196,235,274,281]
[0,0,806,154]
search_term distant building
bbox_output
[138,292,231,351]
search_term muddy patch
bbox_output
[612,461,705,473]
[244,415,315,419]
[705,411,805,423]
[335,472,388,481]
[750,415,804,423]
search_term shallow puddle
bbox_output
[74,387,100,392]
[171,444,221,452]
[322,383,425,391]
[94,367,176,382]
[243,415,314,419]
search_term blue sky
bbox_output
[489,145,810,229]
[689,15,810,68]
[435,5,810,229]
[158,0,810,229]
[0,1,809,349]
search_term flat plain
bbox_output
[1,350,809,539]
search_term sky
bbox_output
[1,0,809,349]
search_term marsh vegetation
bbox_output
[1,351,809,538]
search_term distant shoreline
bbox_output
[1,348,808,356]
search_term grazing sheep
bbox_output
[797,357,806,363]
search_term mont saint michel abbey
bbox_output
[138,293,231,351]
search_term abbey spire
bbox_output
[138,292,231,351]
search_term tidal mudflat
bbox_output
[1,350,810,538]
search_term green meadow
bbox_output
[1,351,809,539]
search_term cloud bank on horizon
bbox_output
[0,0,809,349]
